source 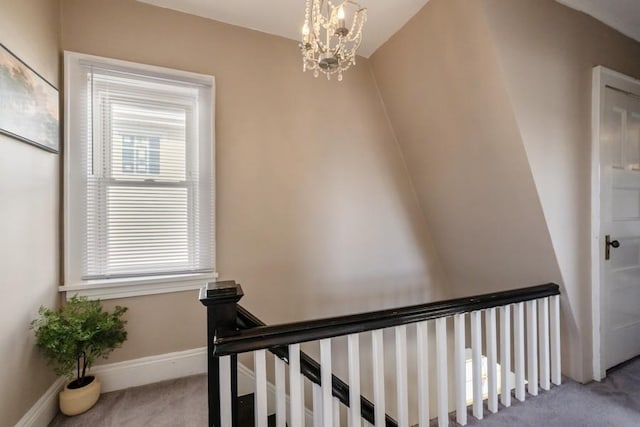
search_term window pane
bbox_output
[109,102,187,182]
[105,185,190,274]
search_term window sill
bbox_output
[59,272,219,300]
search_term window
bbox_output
[63,52,215,298]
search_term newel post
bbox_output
[199,280,244,427]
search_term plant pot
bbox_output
[59,375,101,416]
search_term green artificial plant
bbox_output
[31,296,128,388]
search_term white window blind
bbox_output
[65,52,214,285]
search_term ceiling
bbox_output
[137,0,640,58]
[556,0,640,43]
[136,0,430,57]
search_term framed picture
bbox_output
[0,43,59,153]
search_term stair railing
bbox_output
[236,305,397,426]
[200,281,561,427]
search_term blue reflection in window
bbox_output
[122,136,159,174]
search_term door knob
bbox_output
[605,235,620,260]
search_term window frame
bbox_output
[61,51,216,300]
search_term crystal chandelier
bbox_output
[300,0,367,81]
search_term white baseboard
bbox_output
[15,377,66,427]
[17,346,313,426]
[91,346,208,393]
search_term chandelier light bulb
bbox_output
[337,5,346,30]
[302,22,310,36]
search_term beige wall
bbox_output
[370,0,640,381]
[60,0,446,366]
[369,0,578,376]
[370,2,563,305]
[482,0,640,381]
[0,0,61,425]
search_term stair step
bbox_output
[237,393,280,427]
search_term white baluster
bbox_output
[219,355,232,427]
[372,329,385,426]
[417,321,430,427]
[471,310,483,420]
[539,297,551,391]
[527,300,539,396]
[454,313,467,426]
[486,308,498,413]
[300,373,306,425]
[395,325,409,427]
[550,295,562,385]
[436,317,448,427]
[333,397,340,426]
[275,357,286,427]
[289,344,303,427]
[321,338,333,427]
[513,302,525,402]
[255,349,268,427]
[348,334,361,427]
[500,305,512,408]
[313,382,323,427]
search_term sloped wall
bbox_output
[369,0,577,376]
[481,0,640,381]
[370,0,640,382]
[370,0,562,301]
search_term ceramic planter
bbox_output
[59,375,101,416]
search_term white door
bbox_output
[600,84,640,371]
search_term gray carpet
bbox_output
[461,358,640,427]
[50,358,640,427]
[49,375,207,427]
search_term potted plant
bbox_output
[31,296,128,416]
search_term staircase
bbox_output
[201,281,562,427]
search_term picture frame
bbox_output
[0,43,59,153]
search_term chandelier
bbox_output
[300,0,367,81]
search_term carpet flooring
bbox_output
[50,358,640,427]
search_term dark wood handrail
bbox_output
[215,283,559,356]
[236,306,398,426]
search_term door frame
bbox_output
[591,66,640,381]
